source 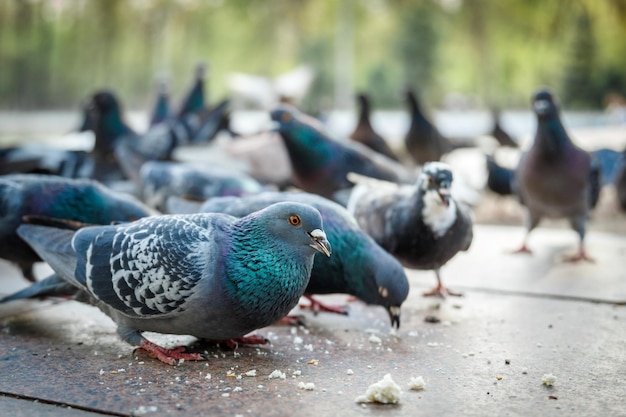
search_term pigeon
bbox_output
[490,108,519,148]
[513,88,600,261]
[177,62,208,118]
[120,156,265,212]
[347,162,473,297]
[271,104,412,200]
[15,202,331,365]
[616,152,626,211]
[349,93,399,161]
[0,145,91,178]
[486,154,515,196]
[149,78,171,128]
[88,90,138,181]
[192,191,409,328]
[0,174,156,282]
[404,88,452,164]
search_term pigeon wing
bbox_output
[73,214,228,318]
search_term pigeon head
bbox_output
[90,90,123,118]
[532,88,559,118]
[420,162,453,207]
[367,247,409,329]
[255,202,332,258]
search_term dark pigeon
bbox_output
[0,174,155,282]
[347,162,473,298]
[349,93,399,161]
[404,88,452,164]
[486,154,515,196]
[149,78,171,128]
[271,104,412,200]
[513,88,600,261]
[490,108,519,148]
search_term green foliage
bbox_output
[0,0,625,110]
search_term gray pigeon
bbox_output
[192,191,409,328]
[513,88,600,261]
[347,162,473,297]
[16,202,331,365]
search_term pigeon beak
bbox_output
[388,306,401,329]
[308,229,332,257]
[437,187,451,207]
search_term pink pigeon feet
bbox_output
[218,335,270,349]
[512,244,533,255]
[299,295,349,316]
[135,339,208,366]
[562,245,595,263]
[423,283,463,298]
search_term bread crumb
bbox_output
[347,369,354,375]
[298,382,315,390]
[408,376,426,390]
[244,370,257,377]
[369,334,382,344]
[233,387,243,392]
[307,359,319,365]
[542,374,557,386]
[354,374,402,404]
[268,370,286,380]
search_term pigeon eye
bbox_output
[281,112,292,123]
[289,215,301,226]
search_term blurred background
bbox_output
[1,0,626,112]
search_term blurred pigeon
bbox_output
[15,202,330,365]
[490,108,519,148]
[194,191,409,328]
[349,93,399,161]
[591,147,623,186]
[347,162,473,297]
[115,146,265,212]
[0,145,91,178]
[486,154,515,196]
[0,174,155,282]
[404,88,452,164]
[271,104,412,200]
[229,65,315,109]
[149,78,171,128]
[616,151,626,211]
[177,62,207,119]
[513,88,600,261]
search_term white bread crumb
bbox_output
[244,370,257,377]
[298,382,316,390]
[354,373,402,404]
[347,369,354,375]
[268,370,286,380]
[408,376,426,390]
[369,335,382,344]
[542,374,557,386]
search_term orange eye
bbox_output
[289,215,301,226]
[281,112,292,123]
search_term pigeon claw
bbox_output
[300,295,349,316]
[135,340,208,366]
[221,335,270,349]
[423,284,463,298]
[562,248,595,263]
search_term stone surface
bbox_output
[0,225,624,417]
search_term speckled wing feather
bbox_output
[70,214,231,318]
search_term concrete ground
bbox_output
[0,216,624,417]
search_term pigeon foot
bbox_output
[511,245,533,255]
[562,249,595,263]
[423,285,463,298]
[299,295,349,316]
[220,335,270,349]
[135,340,208,365]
